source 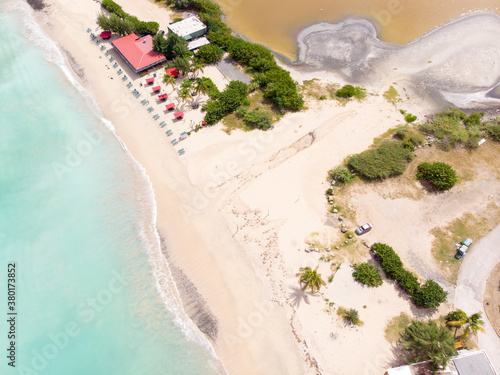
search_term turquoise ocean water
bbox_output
[0,2,223,374]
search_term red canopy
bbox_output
[158,93,168,100]
[145,77,154,84]
[152,86,161,92]
[174,111,184,119]
[100,31,111,39]
[165,68,179,78]
[165,103,175,110]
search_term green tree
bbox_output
[463,312,486,338]
[163,73,177,91]
[417,162,457,191]
[173,57,191,76]
[352,263,383,287]
[400,320,457,369]
[191,60,205,78]
[195,44,224,64]
[96,13,112,32]
[446,310,485,338]
[193,77,210,97]
[296,266,326,294]
[413,280,448,308]
[177,88,193,105]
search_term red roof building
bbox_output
[111,34,166,73]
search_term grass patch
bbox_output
[222,91,278,134]
[300,79,339,101]
[430,208,500,283]
[385,313,412,343]
[383,86,401,106]
[337,306,364,326]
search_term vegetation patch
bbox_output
[100,0,159,35]
[371,242,448,308]
[352,263,383,287]
[335,84,366,100]
[337,307,363,326]
[419,108,500,149]
[348,141,414,180]
[384,312,412,343]
[417,161,457,191]
[383,86,401,105]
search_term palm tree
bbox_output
[191,61,205,79]
[194,77,210,97]
[445,309,485,338]
[463,312,485,338]
[177,88,193,107]
[296,266,326,294]
[445,309,468,338]
[163,73,176,92]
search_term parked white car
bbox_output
[355,223,372,235]
[455,238,473,259]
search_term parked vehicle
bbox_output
[455,238,473,259]
[355,223,373,235]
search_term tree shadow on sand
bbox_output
[288,285,310,307]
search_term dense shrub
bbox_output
[418,108,488,149]
[153,32,190,59]
[328,166,353,183]
[244,110,273,130]
[464,112,484,127]
[195,44,224,64]
[348,141,413,179]
[413,280,449,308]
[102,0,126,16]
[336,84,366,99]
[352,263,383,287]
[203,81,248,124]
[417,162,457,191]
[101,0,158,35]
[260,68,304,110]
[405,113,417,123]
[395,128,408,140]
[371,243,448,308]
[486,123,500,141]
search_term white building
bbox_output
[168,17,207,41]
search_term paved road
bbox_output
[216,57,251,84]
[455,225,500,372]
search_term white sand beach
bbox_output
[32,0,500,373]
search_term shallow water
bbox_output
[0,2,223,374]
[216,0,500,59]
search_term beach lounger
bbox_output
[172,141,178,146]
[127,83,132,88]
[100,45,106,50]
[159,121,165,126]
[105,51,110,56]
[179,150,185,156]
[109,56,114,62]
[171,138,177,143]
[153,114,159,120]
[147,107,154,112]
[136,93,141,98]
[96,40,101,45]
[113,63,118,68]
[87,28,92,33]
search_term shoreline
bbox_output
[21,0,500,374]
[27,0,308,373]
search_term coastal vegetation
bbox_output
[338,307,363,326]
[348,141,414,180]
[384,313,412,343]
[352,263,383,287]
[296,266,326,294]
[400,320,457,369]
[371,243,448,308]
[100,0,159,35]
[417,161,457,191]
[419,108,500,149]
[335,84,366,100]
[194,44,224,64]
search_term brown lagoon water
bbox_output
[215,0,500,60]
